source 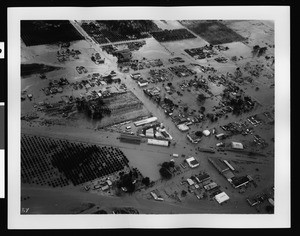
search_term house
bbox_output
[214,192,230,204]
[130,73,141,80]
[208,157,230,173]
[145,128,154,138]
[185,157,200,168]
[177,123,190,132]
[231,141,244,150]
[204,182,218,191]
[202,130,211,136]
[137,79,149,87]
[101,185,109,191]
[134,117,158,126]
[229,176,250,188]
[197,173,210,183]
[147,139,169,147]
[187,133,201,143]
[216,133,226,140]
[150,191,164,201]
[223,160,235,171]
[187,178,195,185]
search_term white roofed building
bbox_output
[214,192,230,204]
[203,130,211,136]
[231,142,244,150]
[185,157,200,168]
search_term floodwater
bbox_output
[153,20,184,30]
[132,38,170,60]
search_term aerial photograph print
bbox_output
[20,19,275,215]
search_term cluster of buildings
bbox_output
[183,167,230,204]
[184,44,217,60]
[208,157,252,189]
[57,47,81,62]
[91,52,105,64]
[42,77,69,96]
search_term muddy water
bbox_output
[153,20,185,30]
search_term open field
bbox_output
[21,20,274,214]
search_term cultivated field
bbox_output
[180,20,245,45]
[21,20,84,46]
[21,134,129,187]
[150,29,196,42]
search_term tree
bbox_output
[200,106,206,113]
[169,161,175,168]
[252,45,260,56]
[159,167,172,179]
[183,107,188,112]
[197,94,206,102]
[141,177,150,186]
[106,77,113,84]
[118,173,135,193]
[195,131,203,137]
[161,161,171,169]
[181,190,187,197]
[231,56,237,61]
[258,47,267,56]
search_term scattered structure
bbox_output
[214,192,230,204]
[147,139,169,147]
[204,182,218,191]
[134,117,158,127]
[177,123,190,132]
[202,130,211,136]
[185,157,200,168]
[229,176,251,188]
[231,141,244,150]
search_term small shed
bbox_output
[202,130,211,136]
[231,141,244,150]
[215,192,230,204]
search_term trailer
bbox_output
[223,160,235,171]
[134,117,158,127]
[147,139,169,147]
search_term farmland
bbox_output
[21,20,84,46]
[80,20,160,44]
[180,20,245,45]
[150,29,197,42]
[21,134,130,187]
